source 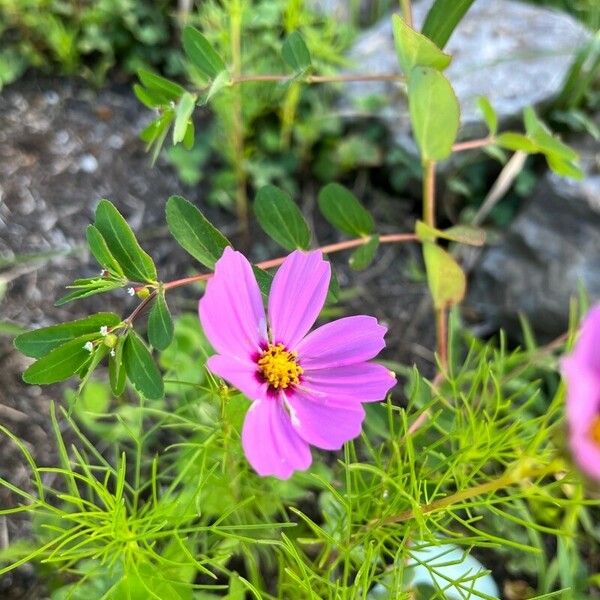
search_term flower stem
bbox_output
[422,159,436,227]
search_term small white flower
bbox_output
[100,326,108,336]
[83,341,94,352]
[127,287,135,296]
[110,349,116,357]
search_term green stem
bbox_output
[229,0,248,232]
[401,0,413,27]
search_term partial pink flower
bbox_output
[562,304,600,481]
[199,247,396,479]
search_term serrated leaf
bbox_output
[423,241,466,309]
[173,92,196,145]
[109,334,127,396]
[148,290,174,351]
[94,200,157,284]
[408,67,460,161]
[123,331,164,400]
[421,0,476,49]
[166,195,230,269]
[318,183,374,237]
[182,26,226,80]
[282,31,312,73]
[349,235,380,270]
[15,313,121,359]
[22,334,98,384]
[476,96,497,136]
[86,225,124,277]
[137,69,184,103]
[392,14,451,75]
[254,185,310,250]
[55,279,123,306]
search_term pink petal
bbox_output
[207,355,268,401]
[301,362,396,404]
[562,357,600,431]
[199,247,267,359]
[285,390,365,450]
[296,316,387,369]
[268,250,330,349]
[242,398,312,479]
[571,304,600,373]
[570,435,600,481]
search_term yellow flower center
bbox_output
[257,343,303,390]
[589,416,600,446]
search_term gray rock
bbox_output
[343,0,592,151]
[467,130,600,339]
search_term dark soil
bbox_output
[0,74,434,598]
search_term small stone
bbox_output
[79,154,98,173]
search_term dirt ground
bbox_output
[0,74,434,598]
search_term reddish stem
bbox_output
[162,232,418,292]
[452,137,494,152]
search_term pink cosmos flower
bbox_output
[562,304,600,481]
[199,247,396,479]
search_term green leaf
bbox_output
[546,154,584,180]
[15,313,121,358]
[253,266,273,298]
[55,278,124,306]
[86,225,124,277]
[422,241,466,309]
[173,92,196,145]
[137,69,185,103]
[78,344,109,396]
[421,0,476,49]
[182,26,226,80]
[391,14,451,75]
[318,183,375,237]
[416,221,485,246]
[123,331,164,400]
[476,96,498,136]
[349,235,380,270]
[206,70,231,103]
[166,195,230,269]
[496,132,539,153]
[254,185,310,251]
[182,120,195,150]
[133,83,161,109]
[22,334,98,384]
[282,31,312,73]
[148,289,174,351]
[109,334,127,396]
[94,200,157,284]
[408,67,460,161]
[524,107,579,162]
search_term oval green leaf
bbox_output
[408,67,460,161]
[173,92,197,145]
[392,14,451,75]
[166,195,230,269]
[148,290,174,351]
[254,185,310,251]
[123,331,164,400]
[282,31,312,73]
[86,225,124,277]
[23,334,98,384]
[182,26,226,80]
[94,200,157,284]
[422,241,466,309]
[318,183,374,237]
[349,235,380,271]
[15,313,121,359]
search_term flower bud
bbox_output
[136,287,150,299]
[103,333,118,349]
